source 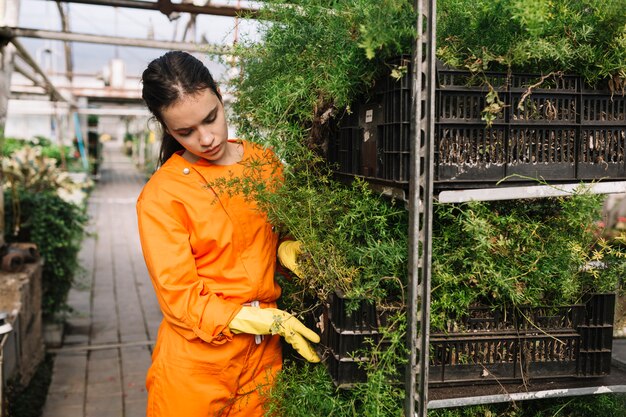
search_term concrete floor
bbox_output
[42,141,161,417]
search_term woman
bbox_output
[137,51,319,417]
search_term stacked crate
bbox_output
[329,59,626,188]
[316,291,384,388]
[429,293,615,386]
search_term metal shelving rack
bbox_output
[405,0,626,417]
[406,0,437,415]
[406,1,626,415]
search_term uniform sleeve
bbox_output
[136,194,241,345]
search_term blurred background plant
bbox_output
[2,137,91,318]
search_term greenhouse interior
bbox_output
[0,1,625,416]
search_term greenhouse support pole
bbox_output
[73,111,90,172]
[0,0,21,249]
[405,0,436,416]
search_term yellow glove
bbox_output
[229,306,320,363]
[277,240,303,278]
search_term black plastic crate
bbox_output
[323,351,368,388]
[578,127,626,178]
[430,333,581,384]
[326,290,380,331]
[320,308,382,358]
[331,62,625,187]
[435,67,626,184]
[379,122,411,183]
[312,291,401,388]
[578,92,626,179]
[429,293,616,386]
[328,56,412,189]
[331,126,362,175]
[506,126,577,180]
[510,93,578,124]
[435,124,506,181]
[438,90,500,123]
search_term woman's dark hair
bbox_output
[141,51,222,165]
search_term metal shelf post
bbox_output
[406,0,437,416]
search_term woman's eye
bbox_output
[178,130,193,137]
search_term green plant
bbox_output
[231,0,415,157]
[4,188,88,317]
[262,313,407,416]
[263,361,354,416]
[87,114,99,126]
[431,191,626,331]
[1,146,80,194]
[436,0,626,86]
[1,137,74,168]
[226,0,624,413]
[5,354,55,417]
[2,144,89,317]
[209,158,409,311]
[228,0,414,309]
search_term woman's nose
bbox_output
[198,127,214,145]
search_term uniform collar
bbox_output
[167,139,247,170]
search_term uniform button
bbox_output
[183,168,190,175]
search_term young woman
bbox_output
[137,51,319,417]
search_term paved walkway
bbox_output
[42,142,162,417]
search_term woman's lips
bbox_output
[204,144,220,156]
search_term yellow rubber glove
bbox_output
[277,240,303,278]
[229,306,321,362]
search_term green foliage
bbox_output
[351,312,407,416]
[4,189,88,317]
[271,173,409,305]
[226,0,414,310]
[263,313,407,416]
[210,155,409,309]
[429,394,626,417]
[231,0,415,155]
[5,354,54,417]
[1,137,73,168]
[431,192,626,330]
[87,114,99,126]
[227,0,625,413]
[437,0,626,84]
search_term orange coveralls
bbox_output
[136,141,283,417]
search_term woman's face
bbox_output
[161,88,229,164]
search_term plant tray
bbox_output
[429,293,616,386]
[323,351,368,389]
[328,59,626,188]
[312,291,394,388]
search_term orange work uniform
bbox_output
[136,140,283,417]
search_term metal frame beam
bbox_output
[428,384,626,410]
[10,37,74,104]
[55,1,74,83]
[438,181,626,203]
[46,0,259,18]
[0,26,233,54]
